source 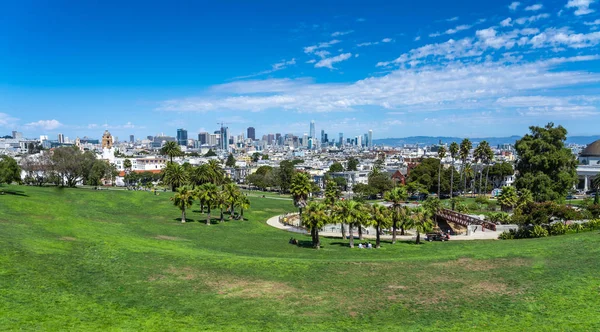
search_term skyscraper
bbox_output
[177,129,188,146]
[309,120,315,140]
[320,129,325,144]
[368,130,373,149]
[303,133,308,147]
[220,126,230,151]
[57,133,64,143]
[130,135,134,143]
[198,132,209,145]
[339,133,344,147]
[247,127,256,140]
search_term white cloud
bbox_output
[232,58,296,79]
[0,113,18,127]
[304,40,341,54]
[306,59,317,64]
[500,18,513,27]
[381,38,393,43]
[446,16,459,22]
[314,53,353,69]
[566,0,596,16]
[584,19,600,25]
[415,36,421,41]
[331,30,354,37]
[529,28,600,48]
[357,41,378,47]
[509,2,521,10]
[514,13,550,25]
[445,24,472,35]
[525,4,543,11]
[356,18,366,22]
[314,50,330,58]
[25,119,62,130]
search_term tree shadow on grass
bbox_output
[0,189,29,197]
[173,218,198,223]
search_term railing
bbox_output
[436,208,496,231]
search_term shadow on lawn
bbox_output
[0,189,29,197]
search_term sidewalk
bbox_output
[265,215,500,241]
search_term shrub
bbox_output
[486,201,497,211]
[549,222,568,236]
[530,225,548,238]
[499,230,515,240]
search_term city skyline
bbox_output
[2,1,600,139]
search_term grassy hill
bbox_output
[1,185,599,331]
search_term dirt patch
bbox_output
[59,236,77,241]
[431,257,530,271]
[388,285,407,290]
[208,278,296,299]
[165,266,197,280]
[154,235,187,241]
[470,281,514,295]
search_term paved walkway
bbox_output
[265,215,500,241]
[267,216,501,241]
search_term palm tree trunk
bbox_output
[181,208,186,223]
[376,225,381,248]
[220,208,224,222]
[206,207,211,225]
[392,220,397,244]
[341,223,346,239]
[315,229,320,249]
[484,164,490,197]
[358,224,363,240]
[241,208,244,220]
[450,161,454,200]
[229,204,234,220]
[438,163,442,197]
[416,231,421,244]
[479,164,483,197]
[348,224,354,248]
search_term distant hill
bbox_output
[373,135,600,147]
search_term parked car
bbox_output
[409,193,428,201]
[425,232,450,242]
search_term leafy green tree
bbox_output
[517,189,534,209]
[329,162,344,173]
[161,163,189,191]
[449,142,459,199]
[278,160,296,193]
[204,149,217,157]
[347,157,359,171]
[407,207,434,244]
[352,183,378,200]
[251,153,261,163]
[290,172,312,219]
[324,180,341,207]
[333,199,363,248]
[0,156,22,185]
[51,146,87,187]
[170,185,195,223]
[206,160,225,185]
[123,159,132,172]
[225,153,236,167]
[371,203,392,248]
[196,183,219,225]
[384,186,408,242]
[514,123,578,202]
[161,141,182,163]
[592,175,600,205]
[437,146,447,196]
[459,138,472,193]
[422,197,442,227]
[332,177,347,191]
[497,186,518,212]
[303,202,329,249]
[368,168,394,196]
[261,154,269,160]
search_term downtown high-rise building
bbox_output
[220,126,230,151]
[57,133,64,143]
[339,133,344,147]
[368,130,373,149]
[198,132,209,145]
[177,129,188,146]
[247,127,256,140]
[130,135,134,143]
[309,120,315,140]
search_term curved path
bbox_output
[266,215,501,241]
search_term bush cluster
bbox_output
[499,219,600,240]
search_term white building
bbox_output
[577,139,600,192]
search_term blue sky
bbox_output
[1,0,600,140]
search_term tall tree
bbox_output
[407,207,434,244]
[593,175,600,205]
[206,160,225,185]
[333,200,363,248]
[197,183,219,225]
[161,141,181,163]
[236,194,251,220]
[459,138,472,194]
[329,162,344,173]
[437,146,447,197]
[278,160,296,193]
[384,186,408,242]
[371,204,392,248]
[225,153,236,167]
[51,146,86,187]
[449,141,459,202]
[422,197,442,227]
[473,143,485,196]
[303,202,329,249]
[170,185,195,223]
[0,156,21,185]
[481,141,494,196]
[162,162,189,191]
[514,123,578,202]
[223,183,241,219]
[517,189,534,210]
[290,172,312,220]
[346,157,359,171]
[123,159,132,172]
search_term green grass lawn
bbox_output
[1,185,599,331]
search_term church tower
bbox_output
[102,130,113,149]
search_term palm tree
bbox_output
[303,202,329,249]
[422,197,442,228]
[481,141,494,196]
[384,186,408,243]
[371,204,392,248]
[517,189,534,210]
[449,142,459,202]
[497,186,517,212]
[290,172,312,221]
[197,183,219,225]
[463,163,474,198]
[190,164,211,186]
[356,202,371,241]
[236,194,251,220]
[407,207,434,244]
[459,138,472,195]
[223,183,241,219]
[437,146,447,197]
[473,143,485,196]
[592,175,600,205]
[161,141,182,163]
[333,200,363,248]
[215,190,227,222]
[162,162,189,191]
[324,180,345,238]
[170,185,194,223]
[206,160,225,185]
